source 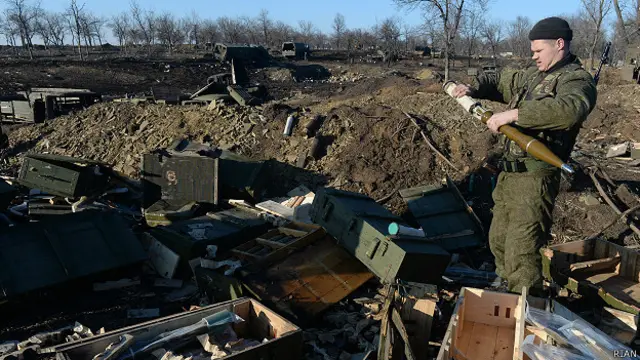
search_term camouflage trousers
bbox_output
[489,168,561,295]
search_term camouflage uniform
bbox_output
[473,55,597,294]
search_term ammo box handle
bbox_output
[322,203,333,221]
[366,238,381,259]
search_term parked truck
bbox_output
[281,42,310,60]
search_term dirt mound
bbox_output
[5,102,266,177]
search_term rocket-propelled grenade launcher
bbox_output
[442,80,574,174]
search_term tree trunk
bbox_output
[444,41,450,82]
[589,32,599,71]
[77,35,84,61]
[26,38,34,60]
[613,0,630,46]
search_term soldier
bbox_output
[451,17,597,295]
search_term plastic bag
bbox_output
[522,335,591,360]
[526,305,571,332]
[559,318,638,360]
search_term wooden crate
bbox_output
[53,297,302,360]
[231,222,325,266]
[241,234,374,325]
[541,238,640,314]
[437,288,527,360]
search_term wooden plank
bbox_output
[570,256,621,273]
[378,286,394,360]
[391,307,416,360]
[494,327,515,360]
[594,237,609,259]
[278,228,308,237]
[466,323,498,360]
[230,249,263,260]
[514,287,527,360]
[256,238,287,249]
[256,200,295,219]
[248,298,298,338]
[453,320,473,360]
[259,228,326,266]
[398,282,437,360]
[145,233,180,279]
[244,237,374,318]
[462,288,519,328]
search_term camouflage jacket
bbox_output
[473,54,597,169]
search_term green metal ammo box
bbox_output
[17,154,109,198]
[310,187,451,284]
[400,177,485,251]
[0,210,146,301]
[141,141,268,208]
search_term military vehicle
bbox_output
[281,42,310,60]
[212,43,270,64]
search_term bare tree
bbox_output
[257,9,272,47]
[298,20,315,44]
[67,0,85,60]
[613,0,630,46]
[507,16,531,58]
[130,0,154,56]
[459,9,484,66]
[35,11,65,52]
[272,20,295,46]
[581,0,612,69]
[482,20,504,64]
[199,19,217,53]
[332,13,346,49]
[4,0,41,59]
[377,17,402,65]
[181,11,200,49]
[156,13,183,54]
[217,17,244,43]
[109,13,130,50]
[0,10,20,55]
[395,0,488,81]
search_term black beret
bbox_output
[528,17,573,41]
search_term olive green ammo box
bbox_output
[400,177,485,252]
[17,154,109,198]
[310,187,451,284]
[142,141,268,208]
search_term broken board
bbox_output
[241,234,375,324]
[400,177,485,251]
[231,223,326,267]
[144,233,180,279]
[541,238,640,314]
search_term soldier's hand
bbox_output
[487,110,518,134]
[451,84,474,98]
